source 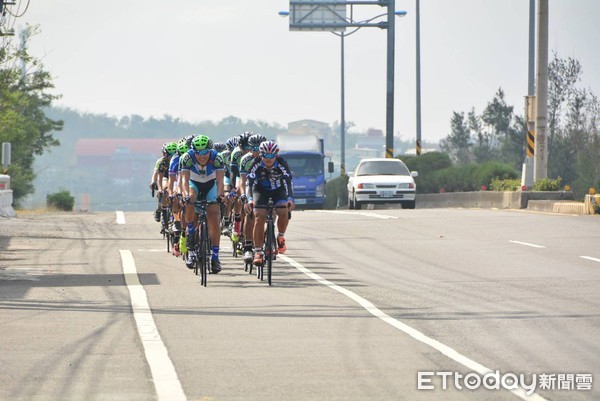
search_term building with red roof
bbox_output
[75,138,173,182]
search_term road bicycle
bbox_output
[188,194,211,287]
[256,198,278,286]
[225,192,245,259]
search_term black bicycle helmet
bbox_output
[213,142,227,152]
[238,131,253,148]
[248,133,267,148]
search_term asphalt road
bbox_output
[1,208,599,401]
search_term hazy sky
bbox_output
[13,0,600,143]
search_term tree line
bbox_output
[2,28,597,208]
[440,52,599,199]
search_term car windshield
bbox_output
[284,154,323,176]
[357,160,410,176]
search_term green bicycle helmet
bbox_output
[177,138,189,155]
[163,141,178,155]
[191,135,213,151]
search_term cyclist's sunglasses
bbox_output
[261,153,277,159]
[195,149,211,156]
[252,146,260,152]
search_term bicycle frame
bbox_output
[192,196,211,287]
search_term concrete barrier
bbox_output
[0,189,16,218]
[0,175,16,217]
[416,191,574,210]
[415,191,594,215]
[585,195,600,214]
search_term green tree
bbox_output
[481,88,524,170]
[548,52,582,148]
[468,108,498,163]
[440,111,472,164]
[0,26,63,205]
[551,88,600,198]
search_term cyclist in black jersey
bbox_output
[150,142,177,222]
[244,140,295,266]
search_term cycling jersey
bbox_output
[240,153,259,176]
[154,156,170,179]
[169,154,181,177]
[229,147,246,187]
[220,149,232,178]
[246,157,294,199]
[180,149,224,183]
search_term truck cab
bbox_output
[277,135,332,210]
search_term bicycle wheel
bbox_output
[199,221,209,287]
[161,209,168,239]
[265,219,275,286]
[167,228,173,253]
[193,229,200,276]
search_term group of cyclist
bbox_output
[149,131,295,274]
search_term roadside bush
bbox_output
[417,161,518,193]
[325,174,349,209]
[402,152,452,175]
[532,177,562,191]
[46,189,75,211]
[490,177,521,191]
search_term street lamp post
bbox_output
[340,32,346,174]
[281,2,406,168]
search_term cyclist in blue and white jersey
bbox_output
[180,135,225,273]
[166,137,192,256]
[239,133,266,263]
[244,140,295,266]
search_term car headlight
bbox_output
[357,183,375,189]
[397,183,415,189]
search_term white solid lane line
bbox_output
[279,254,549,401]
[119,250,186,401]
[315,210,399,219]
[116,211,126,224]
[581,256,600,263]
[509,240,546,248]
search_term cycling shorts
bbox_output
[252,186,288,209]
[190,180,218,208]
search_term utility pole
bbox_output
[534,0,548,181]
[415,0,422,156]
[521,0,536,189]
[385,0,395,158]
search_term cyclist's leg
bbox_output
[222,178,232,234]
[273,188,290,253]
[204,183,223,273]
[232,188,243,236]
[185,183,199,263]
[252,191,268,265]
[243,209,254,262]
[172,183,182,232]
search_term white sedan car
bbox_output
[347,158,418,209]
